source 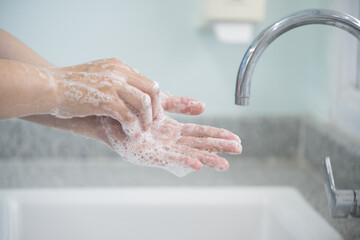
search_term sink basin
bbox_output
[0,187,342,240]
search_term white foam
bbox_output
[98,80,112,87]
[49,108,73,119]
[57,78,115,107]
[80,88,114,107]
[100,115,196,177]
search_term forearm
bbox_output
[0,29,53,68]
[0,30,102,139]
[24,115,104,141]
[0,29,64,129]
[0,59,56,119]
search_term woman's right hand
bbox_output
[46,58,160,137]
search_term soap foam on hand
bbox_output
[100,114,196,177]
[36,58,241,176]
[43,58,160,139]
[99,110,242,177]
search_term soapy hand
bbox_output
[24,93,241,177]
[1,29,242,177]
[99,113,241,177]
[98,94,241,177]
[48,58,160,136]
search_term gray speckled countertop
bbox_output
[0,116,359,239]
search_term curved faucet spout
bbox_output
[235,9,360,105]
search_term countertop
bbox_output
[0,156,359,239]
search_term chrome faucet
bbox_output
[235,9,360,105]
[235,9,360,218]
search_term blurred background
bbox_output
[1,2,360,237]
[0,0,359,140]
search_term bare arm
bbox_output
[0,29,166,135]
[0,29,241,174]
[0,29,53,68]
[0,29,205,137]
[0,59,57,119]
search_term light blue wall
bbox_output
[0,0,337,119]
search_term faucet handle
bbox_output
[322,157,359,218]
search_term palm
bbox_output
[100,112,241,177]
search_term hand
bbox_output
[99,111,242,177]
[47,58,160,136]
[23,92,207,144]
[24,94,241,177]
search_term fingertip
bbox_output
[221,129,241,142]
[215,160,229,172]
[200,101,206,111]
[228,132,241,143]
[191,101,205,115]
[224,140,243,154]
[161,94,206,115]
[236,135,241,144]
[231,143,242,154]
[238,144,243,154]
[188,100,205,115]
[190,159,203,170]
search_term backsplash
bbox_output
[302,120,360,189]
[1,116,359,190]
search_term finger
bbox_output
[126,75,161,120]
[160,92,205,115]
[114,81,152,131]
[173,145,229,171]
[96,116,127,145]
[164,151,203,170]
[102,100,142,138]
[177,136,242,154]
[181,124,240,143]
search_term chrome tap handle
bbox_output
[322,157,359,218]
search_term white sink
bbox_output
[0,187,342,240]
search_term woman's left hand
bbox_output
[98,111,241,176]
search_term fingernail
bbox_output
[227,132,241,143]
[215,160,229,172]
[234,135,241,143]
[232,143,242,154]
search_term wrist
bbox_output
[35,67,58,114]
[0,60,58,119]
